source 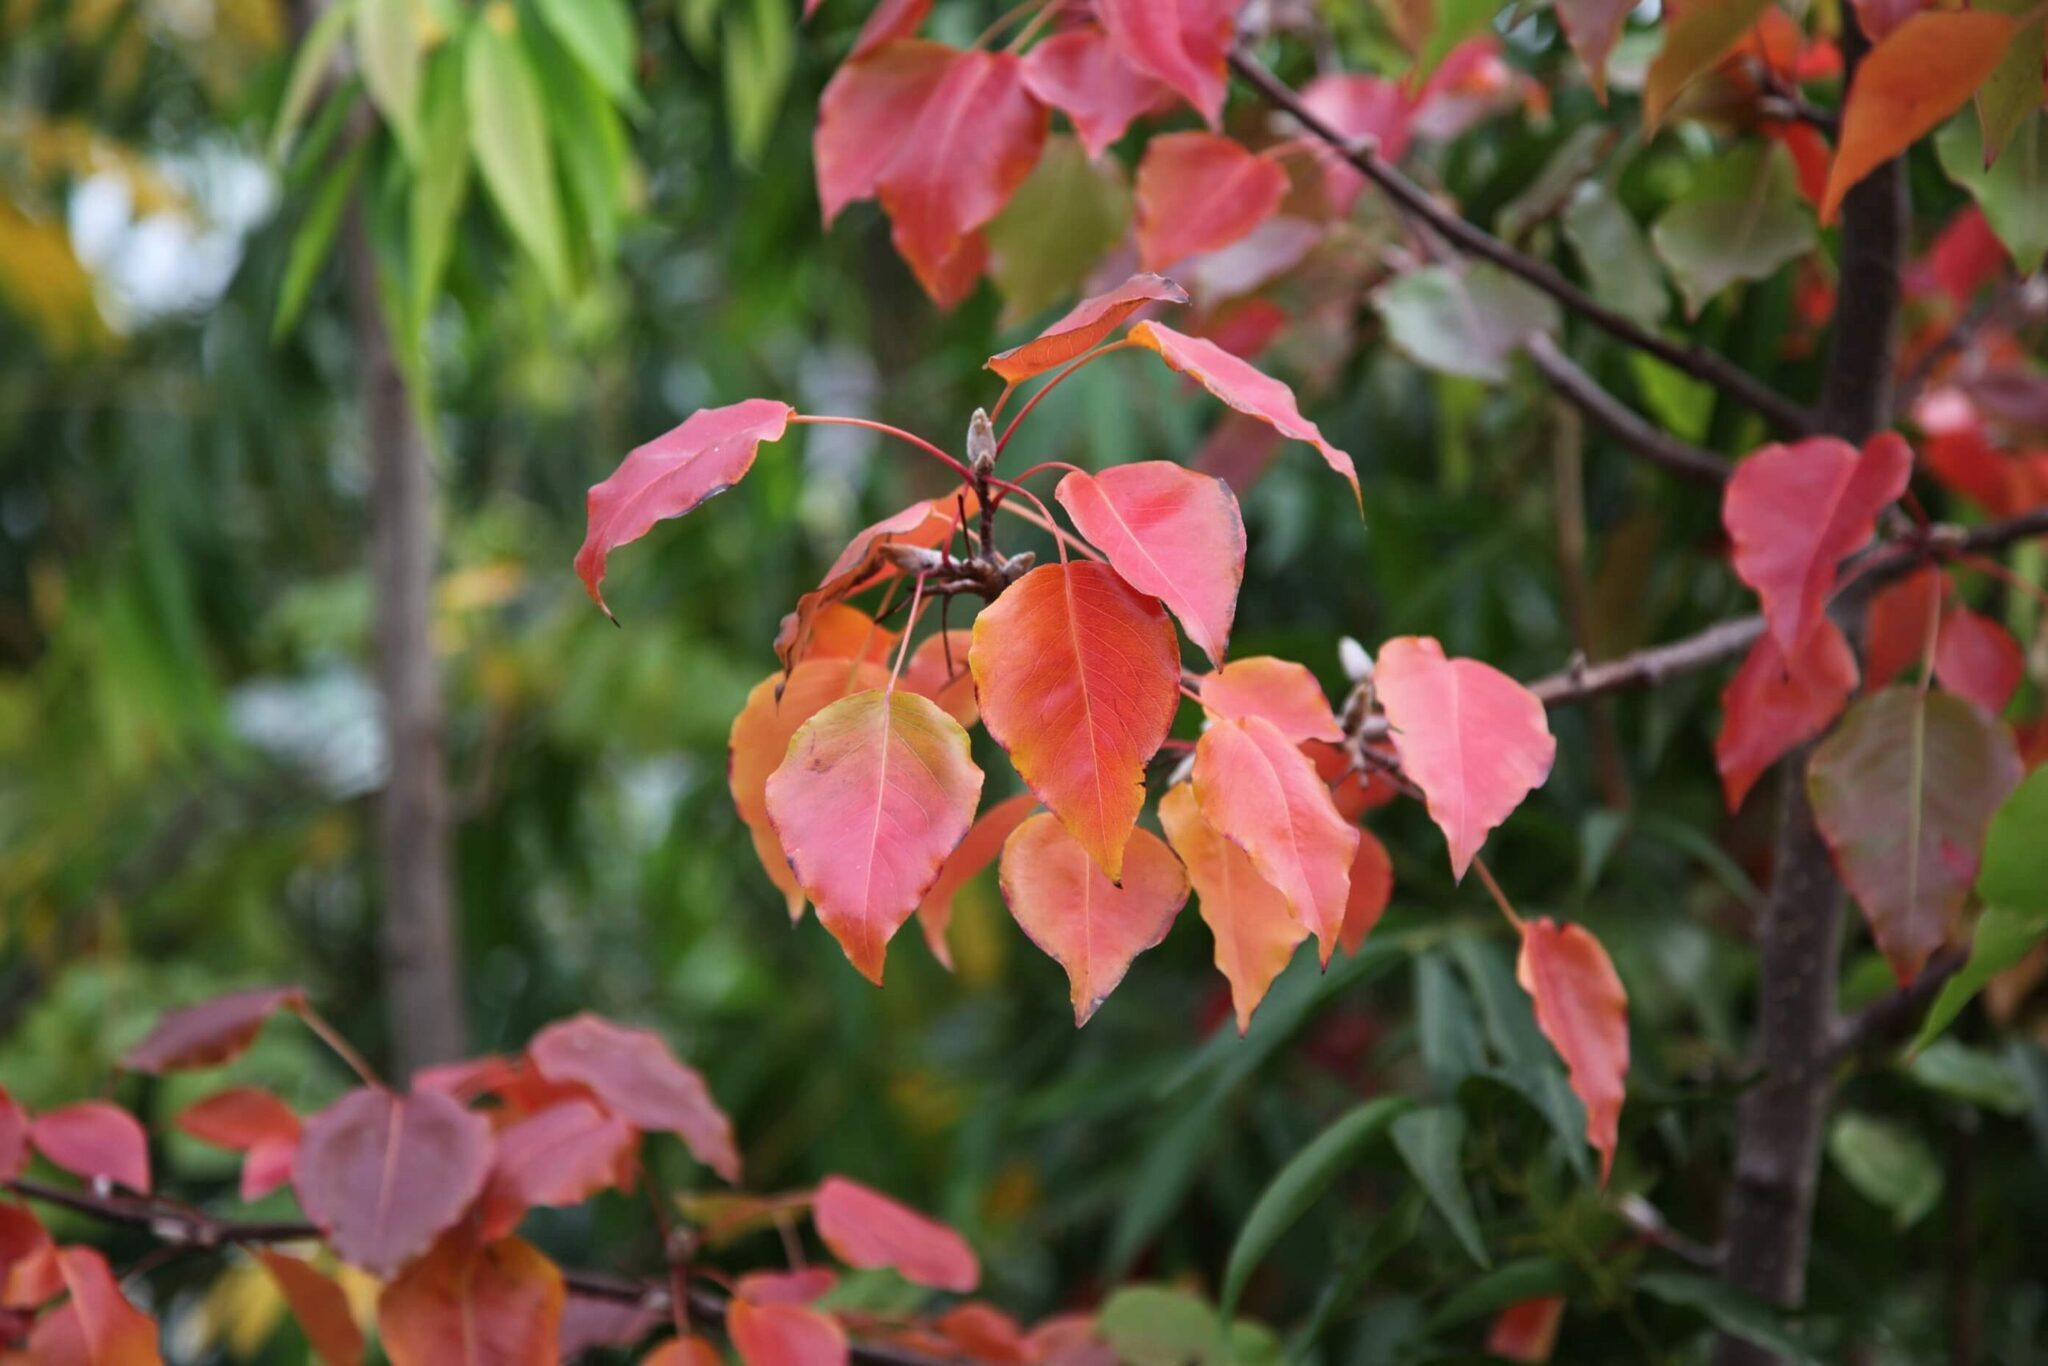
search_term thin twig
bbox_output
[1526,334,1732,486]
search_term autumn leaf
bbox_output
[1642,0,1769,129]
[575,399,796,617]
[1864,566,1943,688]
[52,1246,162,1366]
[775,495,966,671]
[1159,784,1307,1034]
[292,1088,493,1278]
[815,40,959,224]
[1934,603,2023,714]
[900,629,979,726]
[1809,687,2024,983]
[644,1336,726,1366]
[477,1101,637,1240]
[1054,462,1245,667]
[970,562,1180,882]
[1374,636,1556,881]
[734,1269,840,1306]
[1486,1296,1566,1363]
[1555,0,1632,101]
[764,689,983,983]
[526,1014,740,1183]
[1195,656,1342,743]
[985,272,1187,383]
[1716,619,1859,810]
[814,1175,980,1291]
[849,0,930,60]
[378,1235,564,1366]
[1821,9,2017,223]
[30,1102,151,1195]
[1128,321,1360,508]
[1019,27,1168,160]
[729,1299,850,1366]
[120,985,307,1074]
[999,813,1190,1025]
[1340,829,1395,956]
[1300,73,1413,209]
[0,1090,25,1184]
[1517,918,1629,1184]
[917,793,1039,970]
[1096,0,1234,127]
[254,1251,365,1366]
[175,1088,302,1203]
[1133,133,1287,273]
[1723,433,1913,657]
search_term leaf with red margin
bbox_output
[1555,0,1632,100]
[1935,605,2023,714]
[985,273,1187,383]
[292,1089,492,1278]
[1723,433,1912,657]
[1134,133,1287,272]
[527,1014,740,1183]
[1810,687,2024,984]
[377,1234,563,1366]
[477,1101,637,1241]
[1820,10,2015,223]
[877,50,1048,304]
[815,1175,980,1291]
[30,1103,150,1195]
[730,660,892,920]
[1516,918,1629,1185]
[1000,814,1190,1025]
[1485,1295,1566,1363]
[765,690,983,984]
[120,985,306,1074]
[1375,636,1556,881]
[52,1247,160,1365]
[917,793,1039,970]
[1019,28,1167,160]
[575,400,795,617]
[815,41,959,225]
[1196,657,1341,742]
[255,1251,365,1366]
[849,0,929,60]
[774,495,967,672]
[1055,462,1244,667]
[175,1088,301,1203]
[1716,619,1859,810]
[1159,784,1306,1034]
[1128,321,1360,509]
[1192,716,1357,964]
[1097,0,1234,127]
[730,1299,849,1366]
[0,1091,24,1182]
[1864,565,1943,688]
[970,562,1180,882]
[1340,829,1394,956]
[900,630,978,727]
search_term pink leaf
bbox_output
[730,1299,849,1366]
[1716,619,1859,810]
[1134,133,1287,272]
[815,41,959,225]
[0,1090,27,1183]
[1517,918,1629,1185]
[1555,0,1633,99]
[917,793,1040,970]
[1935,605,2023,714]
[121,985,307,1074]
[292,1088,493,1277]
[1159,784,1307,1034]
[985,273,1188,383]
[734,1269,839,1307]
[174,1088,303,1203]
[1019,27,1168,159]
[527,1014,740,1183]
[1339,829,1394,956]
[30,1103,151,1195]
[850,0,930,59]
[1196,656,1342,743]
[1300,74,1413,210]
[478,1101,637,1241]
[1096,0,1234,127]
[814,1175,980,1292]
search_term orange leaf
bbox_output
[527,1014,739,1183]
[292,1089,493,1278]
[29,1104,150,1196]
[1196,656,1341,743]
[1134,133,1287,272]
[765,690,984,984]
[729,1299,849,1366]
[120,986,306,1074]
[917,793,1040,970]
[985,273,1187,383]
[775,495,966,672]
[814,1176,979,1291]
[1516,918,1629,1184]
[0,1202,59,1310]
[1374,636,1555,880]
[1054,462,1245,666]
[174,1088,301,1203]
[1159,784,1307,1034]
[1192,717,1357,963]
[377,1236,564,1366]
[1019,28,1169,160]
[254,1251,364,1366]
[1820,10,2017,223]
[52,1247,160,1366]
[1641,0,1769,129]
[969,562,1180,882]
[1485,1295,1565,1363]
[1097,0,1234,126]
[999,813,1190,1025]
[643,1336,726,1366]
[1339,829,1394,956]
[1715,619,1858,810]
[1935,604,2023,714]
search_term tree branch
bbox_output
[1228,48,1815,437]
[1828,947,1968,1062]
[1525,334,1733,485]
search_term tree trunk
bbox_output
[1714,16,1904,1362]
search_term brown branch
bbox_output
[1525,334,1733,485]
[1828,947,1968,1062]
[1228,48,1815,438]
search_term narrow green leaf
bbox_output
[532,0,641,111]
[1289,1193,1423,1352]
[1636,1272,1820,1363]
[527,18,631,265]
[273,137,370,341]
[1389,1105,1489,1267]
[1415,953,1484,1092]
[463,16,572,297]
[1906,1040,2028,1115]
[1219,1097,1410,1318]
[1978,766,2048,912]
[1423,1256,1567,1331]
[721,0,794,166]
[408,40,470,334]
[356,0,423,156]
[272,0,357,163]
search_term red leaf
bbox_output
[985,273,1187,383]
[1517,918,1629,1185]
[1026,1314,1116,1366]
[814,1176,980,1291]
[1555,0,1632,100]
[935,1304,1030,1362]
[1339,829,1394,956]
[1159,784,1307,1033]
[900,630,978,727]
[815,41,959,225]
[1723,433,1912,658]
[969,562,1181,882]
[52,1246,160,1365]
[1055,462,1245,666]
[1019,27,1167,159]
[765,690,984,983]
[729,1299,849,1366]
[254,1251,365,1366]
[877,50,1048,304]
[1935,605,2023,714]
[174,1088,301,1203]
[1128,321,1360,508]
[527,1014,740,1183]
[734,1269,839,1306]
[1300,74,1412,210]
[478,1101,637,1241]
[1097,0,1233,127]
[1374,636,1556,880]
[576,400,795,617]
[292,1088,493,1277]
[30,1104,150,1195]
[1486,1295,1566,1363]
[0,1203,58,1310]
[1134,133,1287,272]
[120,986,306,1074]
[1820,10,2015,223]
[850,0,929,59]
[1715,619,1859,810]
[377,1235,563,1366]
[1196,657,1341,743]
[917,793,1040,970]
[0,1091,25,1184]
[1192,716,1357,963]
[1305,738,1398,819]
[1864,566,1943,688]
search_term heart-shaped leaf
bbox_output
[293,1089,493,1277]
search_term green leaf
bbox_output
[1563,181,1667,325]
[532,0,640,111]
[1289,1193,1422,1351]
[1389,1105,1488,1267]
[1937,111,2048,277]
[356,0,423,157]
[1827,1112,1941,1228]
[272,0,357,163]
[1423,1256,1568,1331]
[1974,0,2046,164]
[1496,124,1615,243]
[1416,953,1484,1092]
[721,0,794,167]
[987,136,1131,327]
[408,40,470,334]
[1978,766,2048,913]
[1373,263,1561,383]
[273,136,370,341]
[463,16,572,297]
[1650,142,1814,316]
[1915,904,2048,1049]
[1636,1272,1820,1363]
[1218,1097,1410,1317]
[1097,1286,1283,1366]
[1906,1039,2028,1115]
[527,17,632,266]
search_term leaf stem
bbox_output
[996,341,1137,453]
[1470,856,1525,933]
[791,414,974,482]
[292,1004,384,1089]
